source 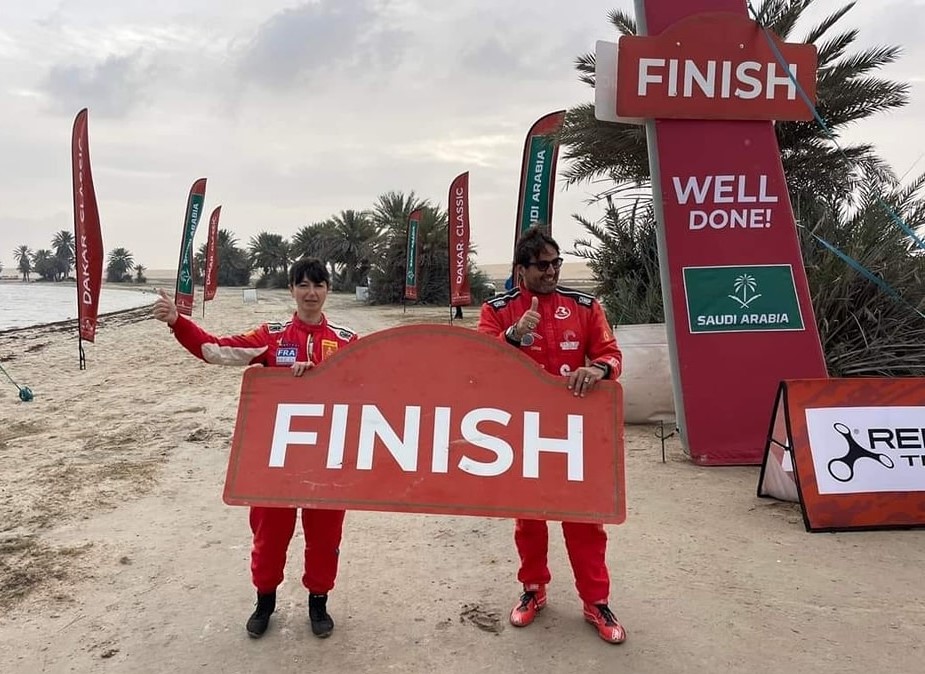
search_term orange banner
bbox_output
[223,325,626,523]
[759,378,925,532]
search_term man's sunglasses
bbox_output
[525,257,563,272]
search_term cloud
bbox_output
[236,0,409,91]
[40,51,150,118]
[461,36,525,77]
[395,133,520,169]
[1,0,921,272]
[855,0,925,48]
[0,29,23,59]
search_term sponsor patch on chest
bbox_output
[321,339,338,358]
[560,330,580,351]
[275,344,298,365]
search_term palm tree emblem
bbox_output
[728,274,762,309]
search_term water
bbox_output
[0,283,155,331]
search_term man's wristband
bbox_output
[504,325,523,345]
[591,361,611,378]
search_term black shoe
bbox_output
[246,592,276,638]
[308,593,334,638]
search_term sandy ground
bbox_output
[0,288,923,674]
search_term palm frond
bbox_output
[606,9,636,36]
[815,30,858,67]
[575,52,596,87]
[802,2,856,45]
[764,0,814,40]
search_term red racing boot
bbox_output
[510,586,547,627]
[583,602,626,644]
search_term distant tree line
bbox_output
[190,190,495,305]
[9,187,495,307]
[11,231,146,284]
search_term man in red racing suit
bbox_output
[477,226,626,644]
[152,257,357,640]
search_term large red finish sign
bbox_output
[614,0,828,465]
[616,12,817,121]
[223,325,626,524]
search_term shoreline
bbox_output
[0,283,157,335]
[0,278,157,292]
[0,304,155,338]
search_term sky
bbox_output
[0,0,923,273]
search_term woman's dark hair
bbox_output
[288,257,330,287]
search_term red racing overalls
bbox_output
[170,312,358,594]
[477,284,622,603]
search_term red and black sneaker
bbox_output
[583,602,626,644]
[509,586,547,627]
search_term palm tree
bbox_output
[52,230,75,281]
[560,0,908,208]
[571,198,664,324]
[195,229,252,286]
[248,232,289,276]
[31,249,56,281]
[324,210,382,290]
[413,206,454,301]
[134,264,147,283]
[365,191,428,293]
[365,190,496,305]
[291,221,338,281]
[218,229,252,286]
[801,173,925,376]
[290,222,329,259]
[106,248,135,283]
[13,245,32,281]
[248,232,289,287]
[367,202,449,304]
[370,191,426,231]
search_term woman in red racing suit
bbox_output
[153,257,356,640]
